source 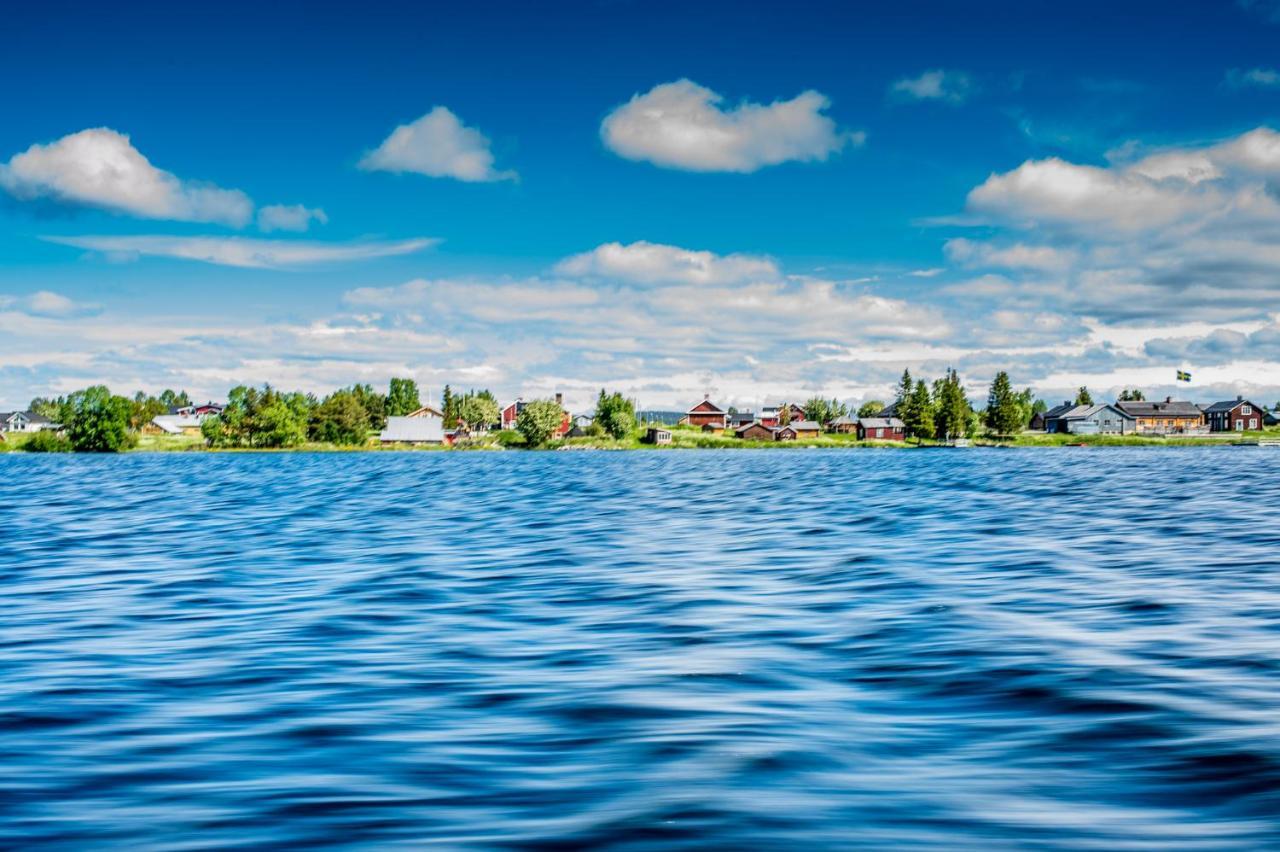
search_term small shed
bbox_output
[774,425,798,441]
[735,422,773,441]
[830,415,858,434]
[788,420,821,439]
[643,427,672,445]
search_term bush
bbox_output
[515,399,566,447]
[20,430,72,453]
[65,385,136,452]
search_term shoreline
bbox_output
[4,430,1275,455]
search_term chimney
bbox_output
[1166,396,1173,403]
[555,392,563,407]
[1238,395,1244,402]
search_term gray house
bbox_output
[1056,403,1135,435]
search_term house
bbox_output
[146,414,205,436]
[727,411,757,428]
[878,400,901,419]
[830,415,859,434]
[0,411,55,433]
[760,403,805,428]
[572,414,594,430]
[1040,401,1079,433]
[407,404,444,419]
[735,422,774,441]
[1056,404,1135,435]
[679,397,727,430]
[774,425,798,441]
[1265,409,1279,427]
[642,427,672,445]
[1116,398,1206,434]
[857,417,906,441]
[1203,397,1265,432]
[172,401,224,418]
[787,420,821,439]
[379,408,444,444]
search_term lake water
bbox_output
[3,448,1280,849]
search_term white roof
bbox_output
[151,414,203,434]
[379,416,444,443]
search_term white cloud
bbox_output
[599,79,859,172]
[1225,67,1280,89]
[944,238,1073,271]
[44,234,437,269]
[889,69,975,104]
[553,240,779,285]
[257,204,328,233]
[0,290,99,318]
[358,106,515,182]
[0,128,253,226]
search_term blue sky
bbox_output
[5,0,1280,411]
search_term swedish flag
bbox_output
[1176,370,1192,382]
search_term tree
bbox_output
[65,385,136,452]
[458,394,500,432]
[441,385,458,428]
[387,377,422,416]
[896,369,913,404]
[515,398,565,446]
[902,379,935,443]
[1075,386,1094,406]
[857,400,885,418]
[778,403,793,426]
[309,389,370,445]
[933,369,970,441]
[201,384,310,448]
[349,384,386,431]
[1118,388,1146,402]
[594,390,636,439]
[1014,388,1036,431]
[158,389,191,409]
[985,371,1023,437]
[803,396,848,426]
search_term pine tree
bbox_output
[896,369,913,404]
[904,379,935,443]
[441,385,457,428]
[934,369,970,441]
[1075,386,1094,406]
[985,371,1022,437]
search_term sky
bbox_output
[5,0,1280,412]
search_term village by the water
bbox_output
[3,368,1279,453]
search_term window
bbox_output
[1243,405,1252,415]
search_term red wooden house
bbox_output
[680,397,727,430]
[857,417,906,441]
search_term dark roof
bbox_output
[1042,402,1077,420]
[879,400,900,417]
[1116,399,1203,417]
[727,412,756,425]
[1060,404,1132,421]
[3,410,51,424]
[1203,398,1258,414]
[858,417,905,429]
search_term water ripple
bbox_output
[2,448,1280,848]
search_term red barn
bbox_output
[680,397,727,430]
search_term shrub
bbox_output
[21,430,72,453]
[515,399,565,446]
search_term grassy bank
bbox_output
[6,424,1278,454]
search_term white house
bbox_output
[1,411,56,433]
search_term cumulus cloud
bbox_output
[0,128,253,226]
[44,234,437,269]
[257,204,328,233]
[889,69,975,104]
[948,126,1280,323]
[553,240,779,284]
[358,106,515,182]
[599,79,859,172]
